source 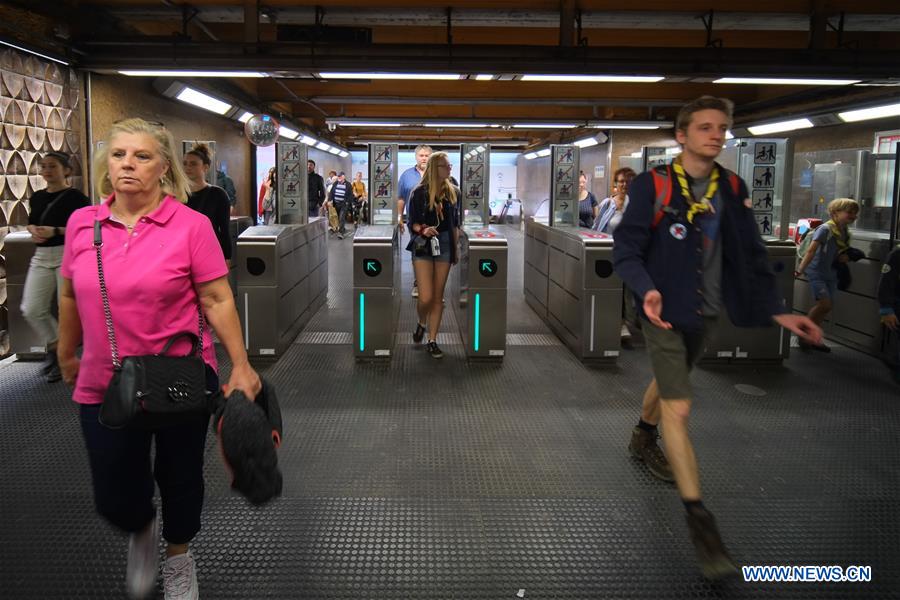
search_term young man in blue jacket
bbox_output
[613,96,822,579]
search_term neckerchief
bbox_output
[825,219,850,253]
[672,155,719,224]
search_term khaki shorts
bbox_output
[642,317,719,400]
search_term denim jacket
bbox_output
[613,163,786,332]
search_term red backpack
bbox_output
[650,164,740,228]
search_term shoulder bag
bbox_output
[93,220,211,429]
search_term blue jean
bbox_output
[808,277,837,302]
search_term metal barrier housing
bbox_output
[353,225,400,361]
[452,226,508,361]
[236,219,328,357]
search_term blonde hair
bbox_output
[827,198,860,217]
[93,118,190,203]
[417,151,457,212]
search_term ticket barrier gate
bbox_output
[228,216,253,292]
[451,226,508,361]
[236,220,328,357]
[353,225,400,361]
[701,240,796,364]
[524,219,622,363]
[3,231,46,359]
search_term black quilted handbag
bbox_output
[92,220,210,429]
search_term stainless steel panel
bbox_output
[580,290,622,359]
[563,252,581,300]
[237,286,280,356]
[548,246,566,287]
[353,287,395,358]
[4,232,45,356]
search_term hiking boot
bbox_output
[426,341,444,359]
[126,514,159,599]
[628,427,674,482]
[413,323,426,344]
[685,508,739,580]
[163,551,199,600]
[45,361,62,383]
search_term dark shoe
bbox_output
[628,427,674,482]
[426,341,443,359]
[685,508,739,580]
[45,362,62,383]
[41,352,58,375]
[413,323,426,344]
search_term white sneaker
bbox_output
[411,285,419,298]
[126,514,159,599]
[620,324,632,338]
[163,551,199,600]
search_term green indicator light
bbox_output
[359,293,365,352]
[474,293,481,352]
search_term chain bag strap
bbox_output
[93,219,209,429]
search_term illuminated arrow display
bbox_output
[479,258,497,277]
[363,259,382,277]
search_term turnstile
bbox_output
[4,231,46,359]
[236,219,328,357]
[701,240,796,364]
[228,216,253,291]
[353,225,400,361]
[525,219,622,363]
[453,226,508,361]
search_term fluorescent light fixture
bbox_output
[300,135,318,145]
[339,150,350,158]
[630,151,643,157]
[588,121,670,129]
[120,70,264,77]
[475,74,494,81]
[747,118,814,135]
[725,130,734,139]
[319,72,460,80]
[315,142,332,151]
[0,39,68,65]
[175,86,232,115]
[425,123,491,128]
[715,77,860,86]
[237,111,254,123]
[327,147,341,155]
[574,136,599,148]
[665,147,681,155]
[536,149,551,157]
[279,126,300,140]
[523,152,539,160]
[335,121,404,127]
[521,74,663,83]
[838,102,900,123]
[512,123,579,129]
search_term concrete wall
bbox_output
[88,74,253,215]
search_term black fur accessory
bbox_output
[213,379,283,505]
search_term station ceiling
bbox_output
[5,1,900,149]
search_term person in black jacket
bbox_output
[307,159,326,219]
[22,151,89,382]
[613,96,821,580]
[405,152,460,359]
[878,245,900,383]
[183,144,231,261]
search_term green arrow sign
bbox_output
[479,258,497,277]
[363,259,382,277]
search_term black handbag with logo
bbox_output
[93,220,210,429]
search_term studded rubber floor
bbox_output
[1,225,898,599]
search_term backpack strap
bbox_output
[727,171,740,196]
[650,165,672,229]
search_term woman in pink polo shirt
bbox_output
[57,118,261,600]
